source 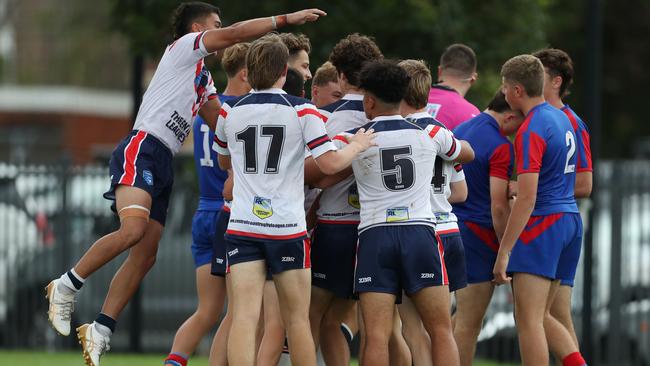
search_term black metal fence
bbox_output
[1,159,649,364]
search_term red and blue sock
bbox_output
[164,353,188,366]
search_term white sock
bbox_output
[58,273,78,295]
[93,322,112,337]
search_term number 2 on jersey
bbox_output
[236,125,285,174]
[564,131,576,174]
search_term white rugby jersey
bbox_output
[316,93,367,224]
[213,89,336,240]
[134,32,217,154]
[407,112,466,233]
[345,115,461,233]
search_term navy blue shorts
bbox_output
[438,230,468,292]
[508,213,582,284]
[458,221,500,284]
[311,222,358,299]
[355,225,448,298]
[225,234,311,275]
[209,208,230,276]
[103,130,174,225]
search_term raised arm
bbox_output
[202,9,326,53]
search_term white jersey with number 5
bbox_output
[134,31,218,154]
[213,89,336,240]
[346,115,461,233]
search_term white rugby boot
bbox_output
[45,279,75,336]
[77,323,111,366]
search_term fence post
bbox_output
[607,161,623,365]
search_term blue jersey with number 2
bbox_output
[514,102,578,216]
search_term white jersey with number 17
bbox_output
[345,115,461,233]
[214,89,336,241]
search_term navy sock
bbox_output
[95,313,117,333]
[66,270,84,290]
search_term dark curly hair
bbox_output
[278,33,311,57]
[329,33,383,87]
[171,2,221,40]
[532,48,574,98]
[359,60,410,104]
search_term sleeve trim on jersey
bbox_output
[445,139,458,157]
[307,134,331,150]
[219,108,228,118]
[194,31,205,50]
[332,135,349,144]
[454,164,463,172]
[428,125,441,138]
[208,93,218,101]
[576,167,594,173]
[214,135,227,148]
[297,108,327,122]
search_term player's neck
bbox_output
[341,84,363,96]
[223,81,249,97]
[438,78,470,97]
[485,110,503,127]
[520,96,547,116]
[546,94,565,109]
[371,107,401,120]
[399,103,421,117]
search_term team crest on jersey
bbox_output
[142,170,154,186]
[348,183,360,209]
[253,196,273,219]
[434,212,449,222]
[386,207,409,222]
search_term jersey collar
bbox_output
[371,114,404,122]
[405,111,432,120]
[526,101,548,117]
[342,93,364,101]
[251,88,286,94]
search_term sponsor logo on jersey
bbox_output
[434,212,449,222]
[426,103,441,118]
[386,207,409,222]
[253,196,273,219]
[228,248,239,257]
[314,272,326,279]
[348,183,360,209]
[215,258,224,264]
[421,273,435,279]
[358,277,372,284]
[142,170,154,186]
[282,256,295,262]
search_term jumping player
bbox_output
[45,3,326,365]
[494,55,587,366]
[533,47,593,355]
[213,34,375,366]
[451,90,524,366]
[426,44,480,130]
[351,60,472,366]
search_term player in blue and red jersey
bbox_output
[164,42,251,366]
[533,47,593,360]
[451,90,524,366]
[495,55,587,366]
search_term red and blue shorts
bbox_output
[103,130,174,225]
[458,221,500,284]
[507,212,582,285]
[436,229,468,292]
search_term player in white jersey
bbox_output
[44,3,326,365]
[392,59,472,366]
[303,33,386,366]
[349,60,474,366]
[213,34,375,366]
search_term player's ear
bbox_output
[552,75,563,90]
[281,64,288,77]
[190,22,203,33]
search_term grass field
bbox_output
[0,350,515,366]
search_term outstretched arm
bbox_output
[202,9,326,53]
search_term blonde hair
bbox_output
[500,54,544,97]
[221,43,250,78]
[398,59,432,109]
[312,61,338,87]
[246,34,289,90]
